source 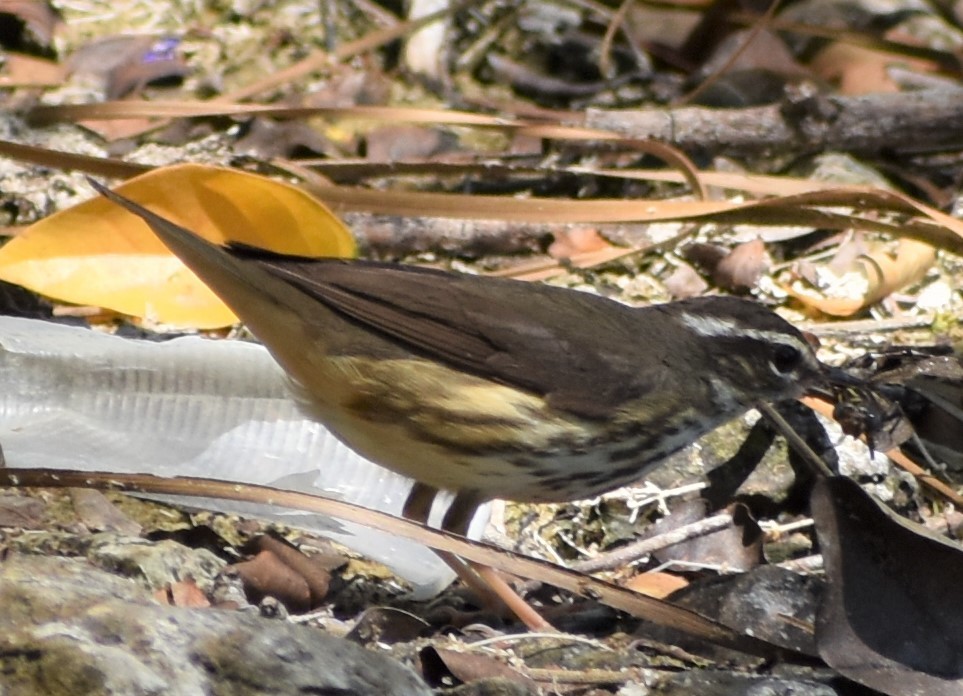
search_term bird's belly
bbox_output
[288,356,737,503]
[457,413,733,502]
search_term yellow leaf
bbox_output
[788,239,936,316]
[0,164,356,328]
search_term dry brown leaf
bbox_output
[788,239,936,316]
[421,647,539,690]
[170,579,211,608]
[301,181,963,255]
[713,238,770,290]
[68,35,189,100]
[154,579,211,608]
[0,139,150,179]
[810,43,937,95]
[0,52,64,87]
[625,571,689,598]
[664,262,709,298]
[231,550,313,613]
[547,227,612,259]
[69,488,141,536]
[247,535,333,606]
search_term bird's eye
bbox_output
[771,344,802,374]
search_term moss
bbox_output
[0,641,107,696]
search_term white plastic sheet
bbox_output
[0,316,488,596]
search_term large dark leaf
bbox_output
[812,476,963,695]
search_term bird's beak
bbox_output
[825,365,865,387]
[805,364,865,401]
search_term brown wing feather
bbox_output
[229,249,667,419]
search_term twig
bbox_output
[757,402,834,477]
[571,513,733,574]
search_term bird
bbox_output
[92,180,836,624]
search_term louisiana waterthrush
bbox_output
[94,183,833,536]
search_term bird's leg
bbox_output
[402,481,438,522]
[444,490,554,632]
[402,483,492,598]
[403,484,497,600]
[402,484,553,631]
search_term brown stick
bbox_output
[584,89,963,156]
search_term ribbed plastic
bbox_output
[0,316,488,597]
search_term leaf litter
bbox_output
[0,0,962,693]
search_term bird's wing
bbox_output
[244,253,665,419]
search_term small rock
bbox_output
[0,553,431,695]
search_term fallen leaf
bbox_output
[69,488,142,536]
[365,124,450,161]
[346,607,430,645]
[684,239,770,291]
[638,566,822,658]
[0,164,356,328]
[812,476,963,695]
[231,550,312,613]
[787,238,936,316]
[155,578,211,608]
[68,35,189,99]
[245,535,334,606]
[810,43,936,95]
[712,239,769,290]
[548,227,612,259]
[420,647,539,691]
[625,570,689,598]
[235,118,336,159]
[664,262,709,299]
[0,52,64,87]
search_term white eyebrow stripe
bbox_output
[678,312,807,347]
[679,313,740,337]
